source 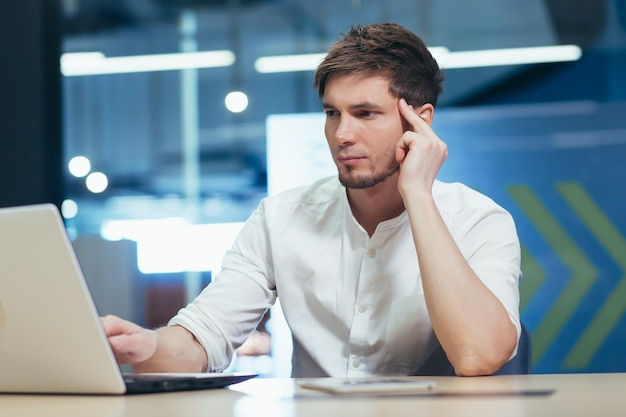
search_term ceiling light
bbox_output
[254,45,581,74]
[432,45,582,69]
[254,53,326,74]
[61,50,236,76]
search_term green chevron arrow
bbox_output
[557,182,626,368]
[520,244,546,311]
[508,184,597,365]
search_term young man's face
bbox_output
[322,74,406,190]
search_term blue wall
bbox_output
[435,100,626,373]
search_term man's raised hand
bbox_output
[395,98,448,197]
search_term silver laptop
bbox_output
[0,203,256,394]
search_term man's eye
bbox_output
[360,111,375,117]
[325,110,338,117]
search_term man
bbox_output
[103,22,521,377]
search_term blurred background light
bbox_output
[225,91,249,113]
[61,199,78,219]
[68,155,91,178]
[85,172,108,193]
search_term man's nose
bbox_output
[334,116,357,145]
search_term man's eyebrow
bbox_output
[322,101,383,110]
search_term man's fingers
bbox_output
[108,329,157,363]
[108,335,143,364]
[101,314,141,337]
[101,314,124,336]
[101,315,158,364]
[398,98,432,134]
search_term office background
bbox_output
[1,0,625,375]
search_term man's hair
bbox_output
[313,22,444,107]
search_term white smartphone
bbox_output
[298,378,436,395]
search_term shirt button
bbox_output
[358,305,367,313]
[367,249,376,258]
[352,360,361,368]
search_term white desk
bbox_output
[1,373,624,417]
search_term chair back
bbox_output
[493,323,532,375]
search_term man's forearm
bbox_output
[404,192,517,375]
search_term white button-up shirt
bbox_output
[170,176,521,377]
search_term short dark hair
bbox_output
[313,23,444,107]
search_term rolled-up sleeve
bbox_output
[168,201,277,372]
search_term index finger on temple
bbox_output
[398,98,430,132]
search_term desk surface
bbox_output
[1,373,624,417]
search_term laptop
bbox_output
[0,203,256,395]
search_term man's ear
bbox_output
[417,103,435,126]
